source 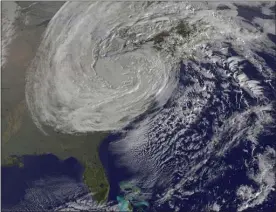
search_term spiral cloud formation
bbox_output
[26,2,179,134]
[25,2,276,211]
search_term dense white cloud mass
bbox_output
[25,2,179,134]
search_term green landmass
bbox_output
[83,162,109,202]
[2,108,110,203]
[2,155,24,168]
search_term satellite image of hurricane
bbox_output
[1,1,276,212]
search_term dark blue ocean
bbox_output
[1,154,88,210]
[98,40,276,211]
